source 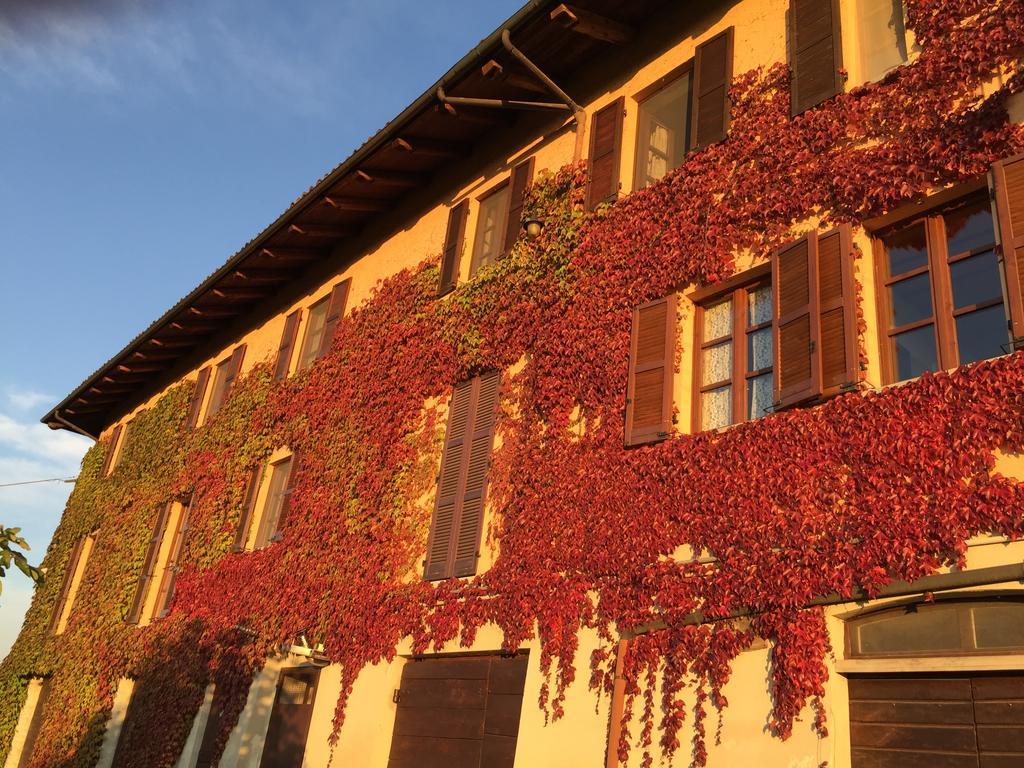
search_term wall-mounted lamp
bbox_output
[522,217,544,240]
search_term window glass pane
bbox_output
[854,605,964,655]
[703,298,732,341]
[893,324,938,380]
[747,285,771,326]
[747,328,772,372]
[635,73,691,188]
[945,200,995,257]
[885,223,928,276]
[950,251,1003,309]
[702,342,732,386]
[747,373,773,421]
[206,361,231,417]
[955,305,1009,366]
[701,386,732,431]
[889,273,933,327]
[857,0,910,82]
[471,187,510,275]
[971,604,1024,650]
[254,459,292,549]
[297,299,329,370]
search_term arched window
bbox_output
[846,598,1024,658]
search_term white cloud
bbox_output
[5,388,54,413]
[0,413,90,469]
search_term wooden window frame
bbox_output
[296,295,331,372]
[47,531,97,636]
[251,455,296,550]
[470,181,511,278]
[691,265,773,431]
[631,61,694,192]
[871,189,1008,384]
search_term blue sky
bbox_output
[0,0,521,656]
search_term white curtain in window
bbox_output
[857,0,910,82]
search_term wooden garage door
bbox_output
[259,667,320,768]
[388,653,528,768]
[849,675,1024,768]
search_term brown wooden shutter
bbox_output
[501,158,535,256]
[233,466,264,552]
[186,367,211,431]
[224,344,246,392]
[452,371,499,578]
[274,311,301,381]
[126,503,171,624]
[992,154,1024,342]
[272,454,301,540]
[816,226,859,392]
[773,233,821,408]
[258,667,320,768]
[195,686,228,768]
[100,424,123,476]
[789,0,843,115]
[691,27,734,150]
[46,538,85,635]
[317,280,351,360]
[154,501,191,618]
[439,201,469,296]
[625,296,676,447]
[586,97,624,211]
[424,381,472,581]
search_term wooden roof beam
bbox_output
[231,268,292,283]
[211,287,270,302]
[354,169,423,187]
[148,338,201,350]
[116,363,167,375]
[550,4,633,45]
[322,196,393,213]
[480,59,549,94]
[287,223,353,239]
[392,137,470,158]
[188,306,239,320]
[259,247,320,262]
[168,320,222,334]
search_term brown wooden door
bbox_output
[388,653,528,768]
[258,667,320,768]
[849,674,1024,767]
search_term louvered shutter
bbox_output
[773,233,821,408]
[272,454,301,540]
[439,201,469,296]
[274,311,301,381]
[586,97,624,210]
[317,280,351,360]
[452,371,499,577]
[126,503,171,624]
[992,154,1024,342]
[47,538,85,635]
[691,28,734,150]
[501,158,535,256]
[789,0,843,115]
[223,344,246,392]
[100,424,123,476]
[424,380,473,581]
[817,226,858,392]
[625,296,676,446]
[155,501,191,618]
[186,367,211,431]
[232,467,264,552]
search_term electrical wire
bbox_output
[0,477,77,489]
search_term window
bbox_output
[855,0,913,83]
[205,345,246,420]
[297,298,329,371]
[876,194,1010,383]
[258,667,320,768]
[695,279,773,431]
[252,457,296,549]
[126,501,189,625]
[634,69,691,189]
[424,372,500,580]
[101,422,128,476]
[153,500,191,618]
[47,532,96,636]
[12,678,51,768]
[470,184,510,277]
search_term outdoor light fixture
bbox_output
[523,217,544,240]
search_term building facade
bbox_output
[4,0,1024,766]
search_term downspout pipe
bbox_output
[49,409,98,441]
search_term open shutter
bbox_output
[452,371,500,578]
[586,97,624,210]
[773,233,821,408]
[126,503,171,624]
[317,280,351,360]
[501,158,535,256]
[223,344,246,392]
[625,296,676,446]
[424,380,473,581]
[196,686,228,768]
[155,501,191,618]
[439,201,469,296]
[47,538,85,635]
[274,311,301,381]
[789,0,843,115]
[185,367,211,431]
[691,27,734,150]
[258,667,320,768]
[817,226,859,391]
[232,467,264,552]
[272,454,301,539]
[100,424,123,476]
[991,154,1024,342]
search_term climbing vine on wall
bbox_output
[3,2,1024,766]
